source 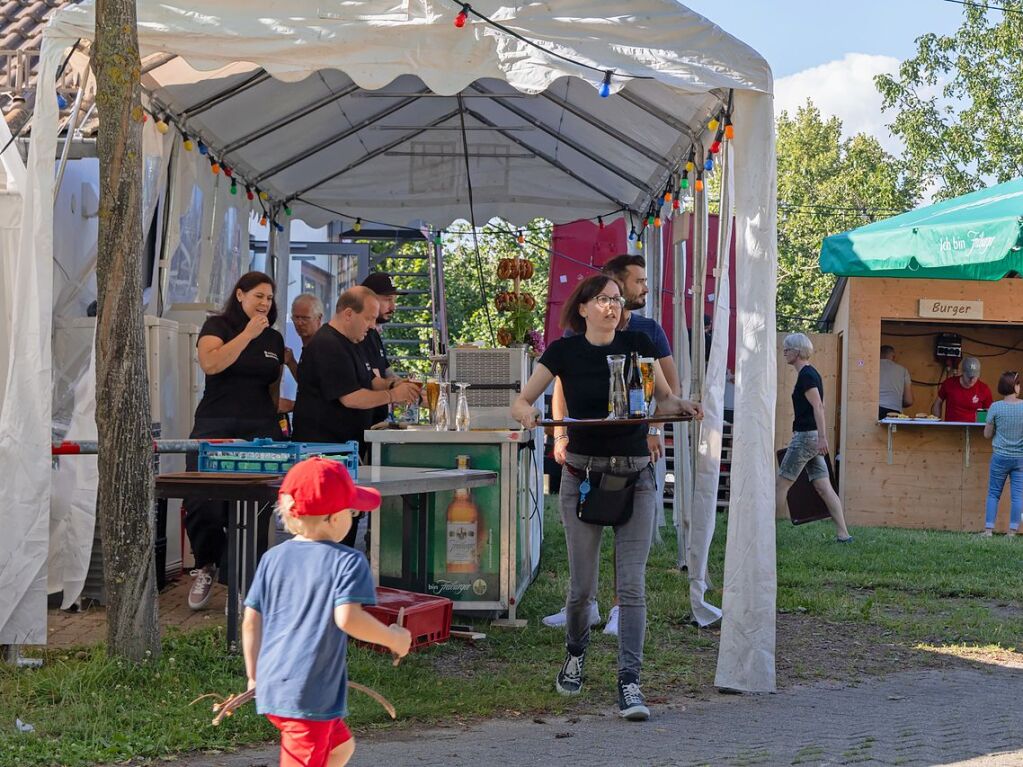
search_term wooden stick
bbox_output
[539,414,694,428]
[392,606,406,667]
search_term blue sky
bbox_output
[682,1,968,153]
[682,0,963,78]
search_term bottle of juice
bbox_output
[446,455,479,573]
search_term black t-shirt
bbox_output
[193,316,284,424]
[292,324,376,446]
[539,331,658,457]
[359,328,391,425]
[792,364,824,432]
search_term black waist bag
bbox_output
[569,465,643,526]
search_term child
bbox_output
[242,457,412,767]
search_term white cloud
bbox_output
[775,53,902,155]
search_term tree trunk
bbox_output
[94,0,159,660]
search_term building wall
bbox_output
[835,276,1023,531]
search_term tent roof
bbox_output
[820,178,1023,281]
[45,0,772,227]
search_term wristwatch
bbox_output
[648,427,662,436]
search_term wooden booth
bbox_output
[786,276,1023,531]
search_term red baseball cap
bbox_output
[279,457,381,517]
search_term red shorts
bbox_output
[266,714,352,767]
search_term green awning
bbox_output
[819,178,1023,280]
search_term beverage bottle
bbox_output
[446,454,479,573]
[628,352,646,417]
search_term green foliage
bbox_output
[776,103,919,329]
[875,1,1023,200]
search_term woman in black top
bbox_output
[511,275,702,721]
[776,332,851,542]
[185,271,285,610]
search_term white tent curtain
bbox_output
[714,90,778,692]
[0,37,61,643]
[688,139,734,628]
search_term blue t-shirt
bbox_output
[988,399,1023,457]
[244,539,377,720]
[563,313,672,359]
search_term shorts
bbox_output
[266,714,352,767]
[778,431,828,483]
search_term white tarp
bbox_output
[6,0,776,691]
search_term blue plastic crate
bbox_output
[198,438,359,478]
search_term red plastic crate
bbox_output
[363,587,452,652]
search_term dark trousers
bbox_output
[185,416,281,569]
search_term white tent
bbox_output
[0,0,777,691]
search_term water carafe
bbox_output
[606,354,628,419]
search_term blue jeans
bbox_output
[986,453,1023,530]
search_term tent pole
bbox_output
[53,64,90,204]
[155,137,179,316]
[434,235,450,357]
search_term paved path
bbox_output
[159,665,1023,766]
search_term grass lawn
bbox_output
[2,499,1022,766]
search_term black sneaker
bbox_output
[617,675,650,721]
[555,651,585,695]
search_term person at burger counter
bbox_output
[931,356,992,422]
[878,344,913,420]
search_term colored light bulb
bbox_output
[354,218,362,232]
[710,140,721,154]
[245,186,254,201]
[598,216,605,230]
[155,117,169,134]
[685,160,694,173]
[229,179,237,195]
[183,136,194,152]
[724,123,734,140]
[455,4,469,27]
[284,205,293,216]
[198,141,207,155]
[56,91,67,110]
[695,179,704,192]
[653,215,662,228]
[673,198,681,210]
[664,190,673,203]
[259,190,269,201]
[680,178,689,190]
[223,166,233,178]
[517,230,525,244]
[210,160,220,175]
[704,157,713,171]
[259,215,267,226]
[708,118,719,131]
[599,70,612,98]
[629,227,637,241]
[636,240,643,250]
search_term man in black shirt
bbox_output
[292,287,419,452]
[360,272,403,424]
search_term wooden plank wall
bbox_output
[836,277,1023,531]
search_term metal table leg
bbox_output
[416,492,430,593]
[226,501,240,652]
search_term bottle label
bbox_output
[629,388,646,417]
[447,523,477,567]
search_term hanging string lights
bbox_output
[182,134,194,152]
[353,218,362,233]
[454,3,470,27]
[599,70,613,98]
[155,115,169,134]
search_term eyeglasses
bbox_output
[591,294,626,309]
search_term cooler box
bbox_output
[198,438,359,478]
[364,587,452,652]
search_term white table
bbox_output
[878,418,986,467]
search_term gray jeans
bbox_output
[559,452,655,680]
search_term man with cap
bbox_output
[932,356,993,422]
[360,272,402,425]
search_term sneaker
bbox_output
[617,675,650,721]
[555,652,585,695]
[542,603,601,628]
[603,604,620,636]
[188,565,216,611]
[980,529,994,538]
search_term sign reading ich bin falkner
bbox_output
[918,299,983,320]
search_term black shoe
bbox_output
[555,651,585,696]
[617,675,650,721]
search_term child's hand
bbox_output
[390,624,412,658]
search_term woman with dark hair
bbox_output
[982,371,1023,536]
[511,274,702,722]
[185,271,285,610]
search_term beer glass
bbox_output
[425,377,441,425]
[639,357,656,412]
[455,382,471,431]
[434,382,450,431]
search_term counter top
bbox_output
[878,418,984,427]
[364,427,533,445]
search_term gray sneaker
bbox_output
[188,565,216,611]
[617,675,650,721]
[555,651,585,696]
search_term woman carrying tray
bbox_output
[511,274,702,721]
[185,271,285,612]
